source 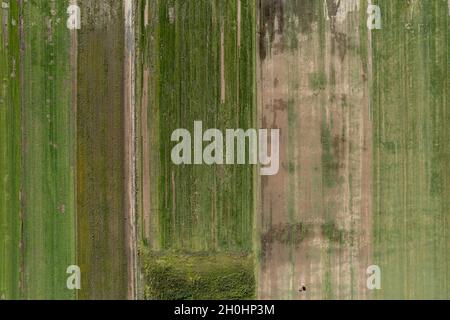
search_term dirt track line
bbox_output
[124,0,137,300]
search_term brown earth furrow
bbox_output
[124,0,137,300]
[77,0,127,299]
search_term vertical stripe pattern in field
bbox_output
[1,0,76,300]
[140,0,256,252]
[257,0,450,300]
[137,0,257,299]
[1,0,450,301]
[76,0,128,299]
[0,0,21,300]
[21,0,76,300]
[0,0,134,300]
[372,0,450,299]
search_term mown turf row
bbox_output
[0,0,21,300]
[76,0,128,299]
[372,0,450,299]
[137,0,256,299]
[20,0,76,299]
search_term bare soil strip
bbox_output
[257,0,372,299]
[124,0,137,300]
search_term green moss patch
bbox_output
[141,252,255,300]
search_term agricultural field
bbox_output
[0,0,21,300]
[136,0,257,299]
[257,0,450,300]
[257,0,373,299]
[0,0,133,300]
[0,0,449,300]
[1,0,76,300]
[76,0,129,300]
[371,0,450,299]
[21,0,76,300]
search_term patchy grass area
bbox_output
[141,251,255,300]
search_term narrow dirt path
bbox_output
[123,0,137,300]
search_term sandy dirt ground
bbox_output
[257,0,373,299]
[123,0,137,300]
